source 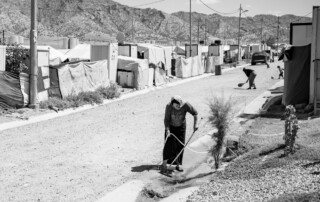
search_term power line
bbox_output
[290,11,312,23]
[198,0,238,15]
[132,0,166,8]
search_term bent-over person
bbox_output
[163,95,198,172]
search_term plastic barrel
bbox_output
[9,35,19,44]
[215,65,221,75]
[62,37,69,49]
[18,36,24,44]
[69,37,77,49]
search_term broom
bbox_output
[237,80,248,87]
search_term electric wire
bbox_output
[198,0,238,15]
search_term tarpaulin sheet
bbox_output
[137,44,168,86]
[48,67,62,98]
[137,44,166,68]
[19,67,49,103]
[205,56,220,73]
[0,71,24,108]
[175,56,203,78]
[58,60,109,98]
[282,44,311,105]
[173,46,185,55]
[117,56,149,89]
[162,46,173,70]
[65,44,91,61]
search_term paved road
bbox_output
[0,61,283,202]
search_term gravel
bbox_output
[187,150,320,202]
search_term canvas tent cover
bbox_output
[65,44,91,61]
[175,56,204,78]
[137,44,167,86]
[281,44,311,105]
[58,60,109,98]
[137,44,166,68]
[22,45,68,66]
[117,56,149,89]
[0,71,24,108]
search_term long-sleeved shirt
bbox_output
[243,68,254,77]
[164,102,198,127]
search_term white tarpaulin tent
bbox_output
[137,43,167,86]
[173,46,185,55]
[22,45,68,66]
[58,60,109,98]
[175,56,204,78]
[65,44,91,61]
[117,56,150,90]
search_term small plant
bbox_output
[284,105,299,154]
[97,82,121,99]
[208,95,233,169]
[39,83,122,111]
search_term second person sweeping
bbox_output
[242,67,257,89]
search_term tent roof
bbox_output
[65,44,91,60]
[22,45,68,62]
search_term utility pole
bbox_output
[2,30,4,44]
[277,16,280,54]
[131,18,134,42]
[204,18,207,45]
[197,19,200,44]
[260,18,263,43]
[189,0,192,58]
[29,0,38,109]
[237,4,242,63]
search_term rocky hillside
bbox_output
[0,0,312,44]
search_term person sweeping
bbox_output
[242,67,257,89]
[163,95,198,172]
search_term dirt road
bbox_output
[0,63,282,202]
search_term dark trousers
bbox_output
[163,123,186,166]
[249,71,257,88]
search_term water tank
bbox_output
[9,35,19,44]
[18,36,24,44]
[69,37,77,49]
[62,37,69,49]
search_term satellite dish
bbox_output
[116,32,125,44]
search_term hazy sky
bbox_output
[113,0,319,17]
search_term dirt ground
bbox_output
[0,63,282,202]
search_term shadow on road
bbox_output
[131,165,159,172]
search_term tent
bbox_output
[205,56,221,73]
[173,46,185,56]
[280,44,311,105]
[117,56,149,90]
[175,56,203,78]
[65,44,91,61]
[22,45,68,66]
[56,60,109,98]
[137,43,167,86]
[0,71,24,108]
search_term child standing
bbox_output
[277,66,284,79]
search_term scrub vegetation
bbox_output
[39,82,121,111]
[207,95,233,169]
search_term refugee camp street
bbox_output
[0,62,282,202]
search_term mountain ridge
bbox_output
[0,0,312,44]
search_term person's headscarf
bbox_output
[171,95,185,107]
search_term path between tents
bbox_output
[0,62,283,202]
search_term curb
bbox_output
[0,64,250,132]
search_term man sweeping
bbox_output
[242,67,257,89]
[163,95,198,172]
